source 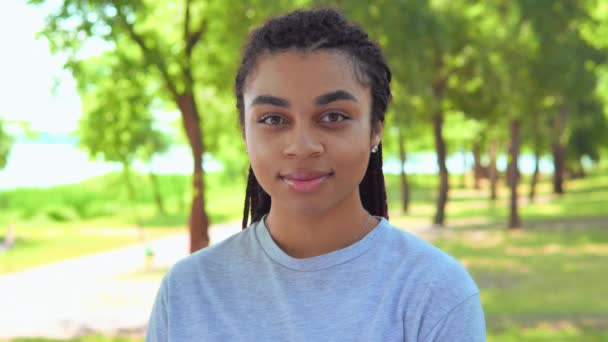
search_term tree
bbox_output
[518,0,605,195]
[356,0,474,226]
[446,1,539,228]
[0,120,13,172]
[382,81,433,214]
[525,109,550,202]
[75,53,169,225]
[29,0,212,251]
[566,97,608,176]
[30,0,251,252]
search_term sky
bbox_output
[0,1,119,189]
[0,0,82,136]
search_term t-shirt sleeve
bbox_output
[412,246,486,342]
[146,275,169,342]
[420,293,486,341]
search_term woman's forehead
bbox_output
[243,50,371,107]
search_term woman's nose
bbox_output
[282,125,324,158]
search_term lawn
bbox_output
[3,167,608,341]
[386,169,608,341]
[433,226,608,341]
[0,171,245,274]
[12,336,141,342]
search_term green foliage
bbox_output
[0,120,13,170]
[567,98,608,163]
[518,0,606,153]
[75,53,169,166]
[0,170,244,227]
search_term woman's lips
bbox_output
[280,172,333,193]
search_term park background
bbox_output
[1,0,607,341]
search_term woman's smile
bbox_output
[280,170,335,193]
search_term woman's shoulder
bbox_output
[166,225,258,281]
[382,221,479,295]
[380,222,482,333]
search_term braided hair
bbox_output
[236,8,392,229]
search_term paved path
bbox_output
[0,221,243,340]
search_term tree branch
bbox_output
[186,26,205,56]
[184,0,192,47]
[184,0,207,57]
[182,0,207,93]
[110,0,179,100]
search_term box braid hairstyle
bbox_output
[235,8,392,229]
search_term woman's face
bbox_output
[243,50,382,215]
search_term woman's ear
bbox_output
[371,120,384,148]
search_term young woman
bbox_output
[147,8,485,341]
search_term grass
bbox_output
[11,336,141,342]
[434,228,608,333]
[0,171,246,228]
[384,169,608,225]
[487,326,608,341]
[2,167,607,341]
[0,171,245,274]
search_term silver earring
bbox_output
[371,145,378,153]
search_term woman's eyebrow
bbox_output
[250,95,290,108]
[315,90,358,106]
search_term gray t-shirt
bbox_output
[146,218,485,341]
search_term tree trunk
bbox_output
[508,119,521,229]
[473,141,482,190]
[489,139,498,201]
[177,94,209,253]
[397,128,410,213]
[460,150,467,189]
[432,77,448,227]
[115,0,209,252]
[529,143,540,202]
[432,113,449,226]
[552,142,566,194]
[122,162,143,228]
[148,171,166,216]
[552,107,568,195]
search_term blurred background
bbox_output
[1,0,607,341]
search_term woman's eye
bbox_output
[259,115,287,126]
[320,112,348,123]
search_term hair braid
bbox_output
[252,177,271,224]
[359,143,388,219]
[242,167,255,228]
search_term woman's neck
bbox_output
[264,198,378,259]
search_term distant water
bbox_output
[0,142,220,190]
[383,151,554,176]
[0,142,554,190]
